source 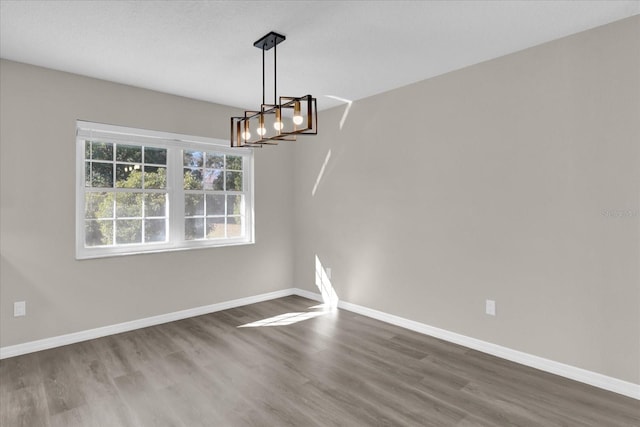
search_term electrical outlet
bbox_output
[485,299,496,316]
[14,301,26,317]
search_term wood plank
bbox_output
[38,348,87,416]
[1,385,50,427]
[113,370,183,426]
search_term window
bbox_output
[76,121,254,259]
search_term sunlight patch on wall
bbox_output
[312,149,331,196]
[325,95,353,130]
[316,255,339,308]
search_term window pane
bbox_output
[116,144,142,163]
[116,193,142,218]
[185,194,204,216]
[227,195,243,216]
[227,217,243,238]
[144,166,166,189]
[85,193,114,219]
[204,169,223,191]
[91,142,113,161]
[90,162,114,188]
[85,220,113,246]
[144,147,167,165]
[144,193,166,217]
[116,219,142,244]
[145,219,166,243]
[206,217,225,238]
[85,162,91,187]
[205,154,224,169]
[185,218,204,240]
[184,169,203,190]
[226,155,242,171]
[206,194,225,216]
[85,141,91,160]
[225,172,243,191]
[184,151,203,167]
[116,164,142,188]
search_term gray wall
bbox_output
[293,16,640,384]
[0,59,294,347]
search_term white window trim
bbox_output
[75,121,254,260]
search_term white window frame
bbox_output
[76,121,254,259]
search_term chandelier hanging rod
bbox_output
[254,31,285,106]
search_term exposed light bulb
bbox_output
[242,121,251,140]
[293,101,303,125]
[257,114,266,136]
[273,107,283,131]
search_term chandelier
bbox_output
[231,31,318,147]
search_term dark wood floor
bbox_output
[1,295,638,426]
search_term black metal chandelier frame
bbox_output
[231,31,318,148]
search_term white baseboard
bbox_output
[292,287,325,302]
[291,288,640,400]
[0,288,295,360]
[2,286,638,400]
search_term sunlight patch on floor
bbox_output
[238,311,327,327]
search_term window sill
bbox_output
[76,239,255,260]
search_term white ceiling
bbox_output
[1,1,638,111]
